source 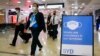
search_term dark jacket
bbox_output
[47,15,51,24]
[96,16,100,23]
[25,12,46,31]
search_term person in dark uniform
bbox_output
[47,13,52,37]
[24,3,46,56]
[50,11,60,40]
[96,16,100,31]
[10,8,27,46]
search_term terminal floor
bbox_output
[0,27,100,56]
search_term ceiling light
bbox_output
[72,4,75,6]
[82,3,85,6]
[17,1,21,3]
[27,0,31,2]
[42,0,46,2]
[6,2,8,4]
[74,6,78,9]
[80,6,83,9]
[47,5,62,9]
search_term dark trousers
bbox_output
[52,24,58,39]
[96,23,100,31]
[47,24,53,36]
[30,28,42,55]
[12,24,24,45]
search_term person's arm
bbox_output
[24,13,33,33]
[25,20,30,29]
[19,14,26,24]
[58,16,61,24]
[40,13,46,32]
[48,16,52,25]
[25,13,33,30]
[56,15,61,24]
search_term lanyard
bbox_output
[30,14,35,21]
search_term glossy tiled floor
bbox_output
[94,31,100,56]
[0,27,61,56]
[0,27,100,56]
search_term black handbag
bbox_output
[19,32,32,41]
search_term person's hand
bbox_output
[20,20,24,23]
[24,29,27,33]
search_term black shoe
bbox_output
[53,37,57,40]
[31,53,35,56]
[39,46,43,51]
[10,44,15,46]
[53,35,57,40]
[53,38,56,40]
[31,55,35,56]
[25,36,31,43]
[31,54,35,56]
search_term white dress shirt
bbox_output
[17,12,26,24]
[50,15,60,25]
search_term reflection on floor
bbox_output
[0,27,61,56]
[94,31,100,56]
[0,27,100,56]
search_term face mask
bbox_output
[16,10,20,14]
[32,7,36,12]
[16,10,18,13]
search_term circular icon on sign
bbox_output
[64,20,82,30]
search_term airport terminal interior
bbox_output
[0,0,100,56]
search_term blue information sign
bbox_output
[61,15,93,56]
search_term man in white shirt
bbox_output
[10,8,26,46]
[50,11,60,40]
